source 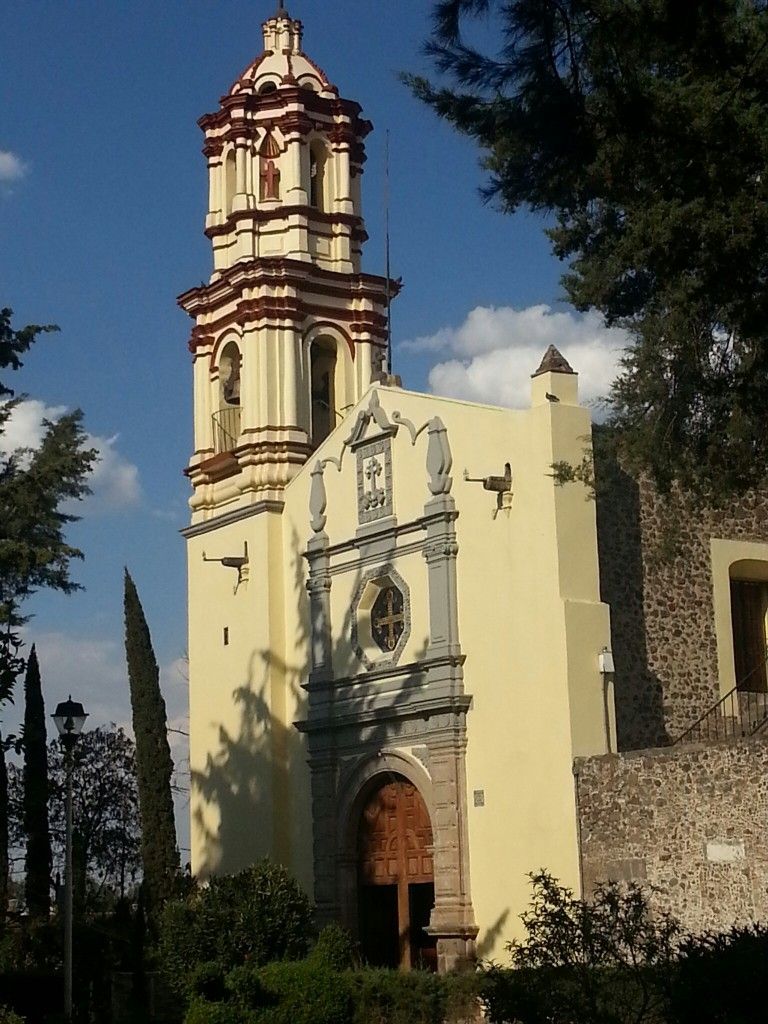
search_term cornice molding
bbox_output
[180,498,285,539]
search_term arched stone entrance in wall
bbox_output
[356,773,437,971]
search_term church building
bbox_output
[180,4,768,972]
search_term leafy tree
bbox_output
[21,646,51,919]
[408,1,768,497]
[0,308,96,704]
[123,569,179,919]
[0,307,94,923]
[9,725,141,908]
[158,861,314,996]
[480,871,679,1024]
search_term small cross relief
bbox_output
[356,436,393,524]
[362,456,387,513]
[371,585,405,653]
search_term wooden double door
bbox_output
[357,775,437,970]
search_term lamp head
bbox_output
[52,696,88,745]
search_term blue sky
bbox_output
[1,1,624,851]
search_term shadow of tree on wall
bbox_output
[191,522,313,879]
[595,450,669,750]
[476,909,510,960]
[190,501,509,956]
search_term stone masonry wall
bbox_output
[596,457,768,749]
[576,735,768,935]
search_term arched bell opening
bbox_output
[309,337,337,446]
[213,340,242,454]
[309,141,328,212]
[224,149,236,216]
[355,773,437,971]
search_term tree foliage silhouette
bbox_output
[22,646,51,918]
[123,569,179,921]
[0,306,95,917]
[409,1,768,497]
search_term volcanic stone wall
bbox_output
[575,735,768,934]
[595,460,768,749]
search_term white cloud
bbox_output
[87,433,141,509]
[24,631,130,732]
[401,304,628,413]
[0,150,27,183]
[0,399,141,510]
[14,632,190,854]
[0,398,67,450]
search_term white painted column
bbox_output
[336,151,352,211]
[283,327,299,428]
[207,159,220,215]
[357,340,373,399]
[193,348,214,454]
[233,139,248,212]
[286,137,306,202]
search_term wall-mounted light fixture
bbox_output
[598,646,616,754]
[202,542,249,592]
[598,647,615,675]
[463,463,513,518]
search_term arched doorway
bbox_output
[357,774,436,971]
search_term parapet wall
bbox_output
[576,735,768,934]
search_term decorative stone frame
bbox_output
[350,565,411,670]
[711,537,768,697]
[301,391,477,972]
[355,435,394,524]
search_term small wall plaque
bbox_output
[706,839,745,864]
[473,789,485,807]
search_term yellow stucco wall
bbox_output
[187,373,612,959]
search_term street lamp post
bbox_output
[52,697,88,1022]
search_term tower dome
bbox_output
[229,6,336,98]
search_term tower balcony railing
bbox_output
[212,405,241,455]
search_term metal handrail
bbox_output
[675,652,768,745]
[212,405,241,454]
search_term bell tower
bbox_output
[179,3,397,516]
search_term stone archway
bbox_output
[356,773,437,971]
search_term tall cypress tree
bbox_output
[123,570,178,920]
[22,645,51,918]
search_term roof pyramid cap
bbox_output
[531,344,576,377]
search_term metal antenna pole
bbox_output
[385,128,392,376]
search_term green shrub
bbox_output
[188,962,228,1003]
[159,860,313,995]
[310,924,359,971]
[479,872,679,1024]
[186,998,247,1024]
[212,961,351,1024]
[443,969,481,1024]
[668,924,768,1024]
[0,1008,24,1024]
[348,968,447,1024]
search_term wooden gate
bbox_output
[357,775,436,970]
